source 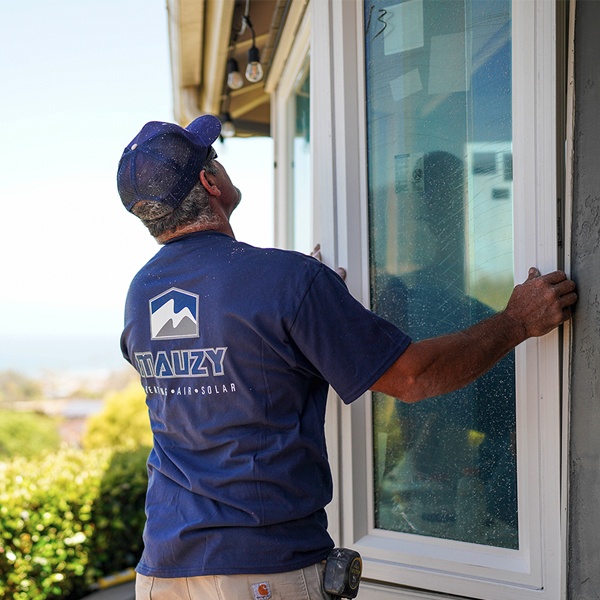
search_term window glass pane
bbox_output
[291,61,311,253]
[365,0,517,549]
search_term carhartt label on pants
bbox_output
[252,581,272,600]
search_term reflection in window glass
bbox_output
[365,0,517,548]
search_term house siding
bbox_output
[568,1,600,598]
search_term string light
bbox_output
[242,13,263,83]
[221,1,264,127]
[245,44,263,83]
[221,111,236,138]
[226,58,244,90]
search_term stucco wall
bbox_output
[568,1,600,598]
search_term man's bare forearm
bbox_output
[371,268,577,403]
[372,311,524,402]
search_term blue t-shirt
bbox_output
[121,231,411,577]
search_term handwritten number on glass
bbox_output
[367,5,389,40]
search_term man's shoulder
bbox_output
[235,242,323,274]
[128,237,326,297]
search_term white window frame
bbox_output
[270,9,311,251]
[269,0,345,545]
[319,0,565,598]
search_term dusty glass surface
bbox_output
[365,0,517,548]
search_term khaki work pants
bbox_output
[135,561,332,600]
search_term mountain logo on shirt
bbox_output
[149,287,199,340]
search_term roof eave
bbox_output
[168,0,235,125]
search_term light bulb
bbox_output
[222,121,236,138]
[221,113,236,138]
[245,45,264,83]
[227,58,244,90]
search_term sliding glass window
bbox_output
[365,0,516,549]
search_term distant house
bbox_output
[166,1,600,599]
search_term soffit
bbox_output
[168,0,306,137]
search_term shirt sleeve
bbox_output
[289,264,412,404]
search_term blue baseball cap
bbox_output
[117,114,222,212]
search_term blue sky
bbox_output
[0,1,273,361]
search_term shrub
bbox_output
[0,445,149,600]
[82,382,152,450]
[0,411,61,459]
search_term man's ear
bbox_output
[199,169,221,196]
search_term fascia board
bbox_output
[200,0,236,116]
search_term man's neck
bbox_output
[156,221,235,244]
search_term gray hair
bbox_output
[132,161,220,239]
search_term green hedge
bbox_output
[0,445,149,599]
[0,410,61,459]
[82,382,152,450]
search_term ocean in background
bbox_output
[0,334,128,376]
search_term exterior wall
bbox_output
[271,1,587,598]
[568,1,600,598]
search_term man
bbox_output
[117,115,577,600]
